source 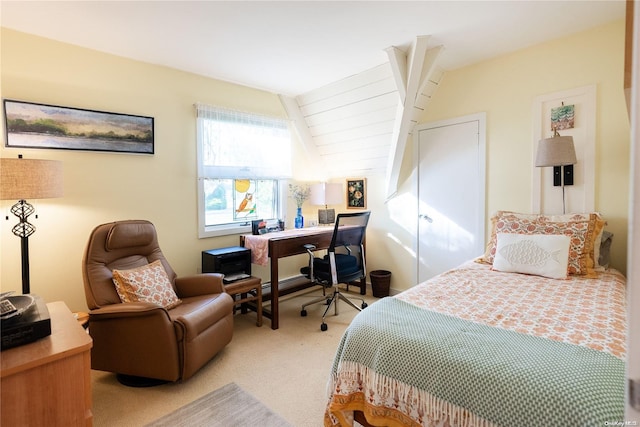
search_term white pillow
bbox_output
[492,233,570,279]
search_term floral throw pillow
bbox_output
[481,211,605,277]
[112,260,182,309]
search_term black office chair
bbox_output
[300,211,370,331]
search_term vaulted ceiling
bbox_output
[1,1,626,195]
[281,36,444,197]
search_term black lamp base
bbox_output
[9,199,36,294]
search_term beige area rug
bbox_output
[144,382,293,427]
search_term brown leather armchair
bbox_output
[82,220,234,384]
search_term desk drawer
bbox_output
[269,232,333,257]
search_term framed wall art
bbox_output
[550,103,575,131]
[3,99,154,154]
[346,178,366,209]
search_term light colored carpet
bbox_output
[144,382,293,427]
[91,287,377,427]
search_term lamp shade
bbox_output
[0,157,64,200]
[310,182,343,206]
[535,135,577,167]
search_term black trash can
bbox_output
[370,270,391,298]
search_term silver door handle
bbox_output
[419,214,433,223]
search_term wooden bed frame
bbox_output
[354,411,373,427]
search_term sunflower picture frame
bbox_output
[346,178,366,209]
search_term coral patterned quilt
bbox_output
[325,261,626,427]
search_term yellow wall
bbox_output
[0,29,405,312]
[417,19,630,273]
[0,19,630,313]
[0,29,319,310]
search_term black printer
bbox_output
[202,246,252,283]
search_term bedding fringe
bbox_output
[327,361,499,427]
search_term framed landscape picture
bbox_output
[346,178,366,209]
[3,99,154,154]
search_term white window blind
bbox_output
[196,104,292,179]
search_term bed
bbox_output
[324,211,626,427]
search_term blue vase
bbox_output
[294,207,304,229]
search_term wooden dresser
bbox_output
[1,301,93,426]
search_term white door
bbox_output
[416,113,486,283]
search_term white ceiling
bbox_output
[0,1,625,97]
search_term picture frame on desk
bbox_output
[251,219,264,235]
[346,178,366,209]
[252,219,284,235]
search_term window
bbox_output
[196,104,292,237]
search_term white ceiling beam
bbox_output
[416,45,444,98]
[385,36,443,199]
[405,35,431,103]
[385,46,408,103]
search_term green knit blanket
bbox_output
[331,298,624,426]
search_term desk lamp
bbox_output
[310,183,342,225]
[535,129,577,214]
[1,155,63,294]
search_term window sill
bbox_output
[199,223,251,239]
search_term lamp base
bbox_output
[318,208,336,225]
[8,199,36,294]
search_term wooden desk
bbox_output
[241,227,365,330]
[1,301,93,426]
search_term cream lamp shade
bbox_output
[0,157,64,200]
[534,131,576,215]
[535,135,577,167]
[310,182,343,206]
[311,182,343,225]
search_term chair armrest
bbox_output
[88,302,174,341]
[89,302,171,320]
[175,273,225,297]
[302,244,318,279]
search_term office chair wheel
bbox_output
[361,302,368,309]
[301,309,307,317]
[321,323,328,331]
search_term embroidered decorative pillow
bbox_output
[483,211,605,262]
[481,211,605,277]
[112,260,181,309]
[537,212,606,269]
[492,233,571,279]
